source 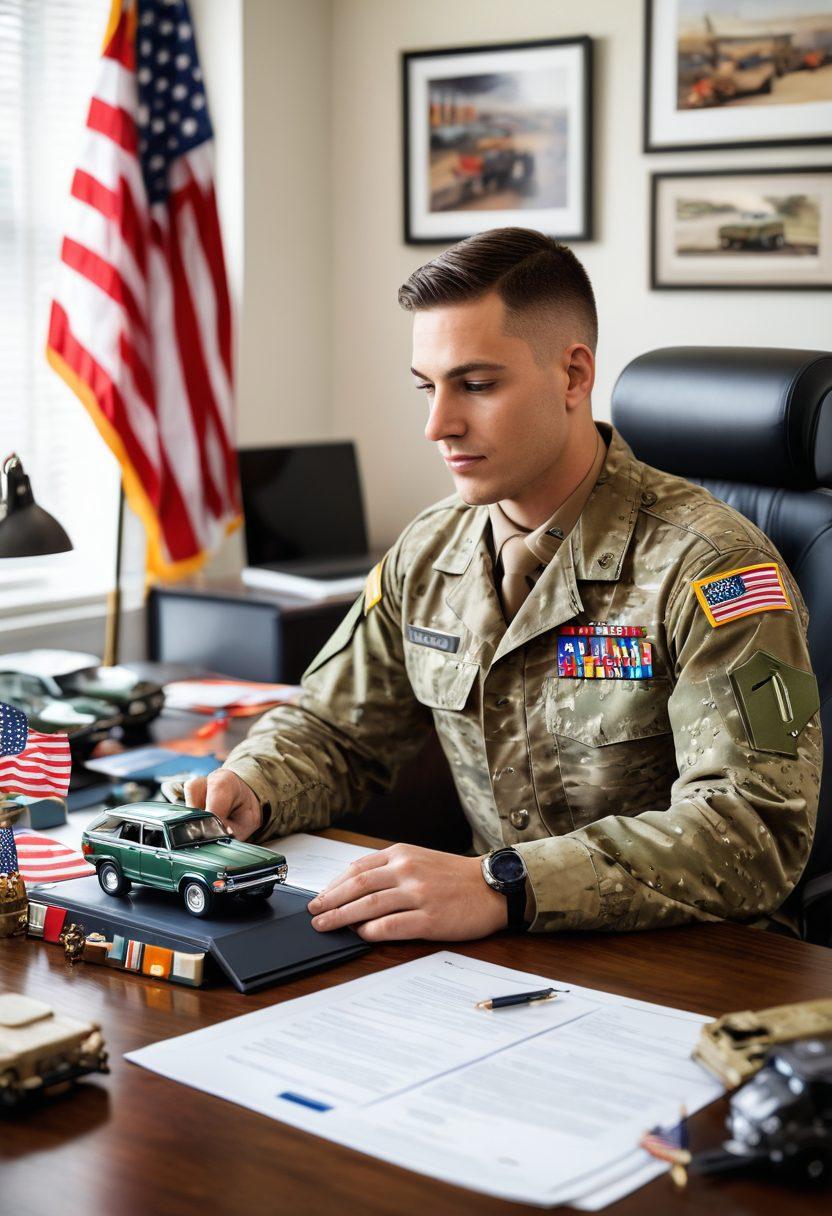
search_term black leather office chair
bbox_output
[612,346,832,945]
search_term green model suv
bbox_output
[81,803,288,918]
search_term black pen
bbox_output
[475,986,568,1010]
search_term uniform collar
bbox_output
[572,423,644,582]
[432,506,489,574]
[433,424,645,666]
[487,425,607,571]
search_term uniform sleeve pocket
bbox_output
[545,676,672,746]
[404,642,479,711]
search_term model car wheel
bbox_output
[182,880,213,918]
[97,860,131,897]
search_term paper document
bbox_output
[275,832,377,893]
[126,951,722,1207]
[163,680,296,711]
[84,745,219,781]
[0,649,100,677]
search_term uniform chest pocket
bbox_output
[544,676,673,747]
[404,642,479,711]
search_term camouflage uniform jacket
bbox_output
[224,424,821,933]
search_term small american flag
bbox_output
[0,828,20,877]
[12,831,95,886]
[0,702,72,798]
[46,0,240,581]
[694,563,791,627]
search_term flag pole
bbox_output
[103,481,125,667]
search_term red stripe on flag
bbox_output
[48,302,161,505]
[102,8,134,71]
[178,179,233,385]
[119,332,158,418]
[14,832,94,885]
[711,589,788,616]
[155,215,224,520]
[87,97,138,154]
[61,237,149,341]
[71,169,148,278]
[48,303,202,562]
[165,184,239,514]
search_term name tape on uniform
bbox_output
[692,563,792,629]
[557,634,653,679]
[406,625,461,653]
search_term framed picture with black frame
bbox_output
[402,36,593,245]
[644,0,832,154]
[650,164,832,290]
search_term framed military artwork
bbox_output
[644,0,832,153]
[402,36,593,245]
[650,165,832,289]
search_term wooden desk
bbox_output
[2,835,831,1216]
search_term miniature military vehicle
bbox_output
[56,664,165,730]
[0,993,108,1109]
[694,998,832,1088]
[82,802,288,918]
[693,1039,832,1182]
[0,668,119,757]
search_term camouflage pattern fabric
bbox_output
[224,424,821,933]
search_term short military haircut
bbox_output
[398,227,598,362]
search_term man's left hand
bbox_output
[307,844,508,941]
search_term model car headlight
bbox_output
[212,879,227,891]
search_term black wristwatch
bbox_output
[481,847,528,931]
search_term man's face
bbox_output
[410,291,578,509]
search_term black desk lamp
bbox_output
[0,454,72,557]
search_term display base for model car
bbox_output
[28,875,368,993]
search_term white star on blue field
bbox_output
[135,0,212,204]
[703,575,746,606]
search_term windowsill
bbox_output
[0,586,146,633]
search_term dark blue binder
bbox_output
[31,876,368,993]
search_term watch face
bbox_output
[491,849,525,884]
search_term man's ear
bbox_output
[564,343,595,406]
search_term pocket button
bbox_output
[509,808,529,830]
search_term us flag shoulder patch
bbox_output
[692,562,792,628]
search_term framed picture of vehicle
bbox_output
[650,166,832,289]
[402,36,593,245]
[644,0,832,152]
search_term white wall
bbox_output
[193,0,333,576]
[329,0,832,546]
[201,0,832,562]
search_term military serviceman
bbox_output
[186,227,821,942]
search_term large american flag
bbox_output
[697,563,791,626]
[46,0,240,580]
[0,703,72,798]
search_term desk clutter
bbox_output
[24,873,367,994]
[27,900,206,986]
[52,917,200,982]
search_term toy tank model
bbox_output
[0,994,108,1109]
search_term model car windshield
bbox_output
[169,815,230,848]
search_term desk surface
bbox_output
[2,829,831,1216]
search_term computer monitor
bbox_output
[239,441,370,566]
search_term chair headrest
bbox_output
[611,347,832,491]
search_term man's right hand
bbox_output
[183,770,264,842]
